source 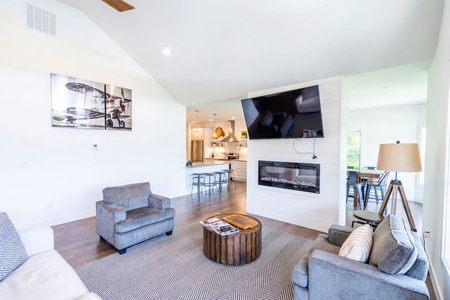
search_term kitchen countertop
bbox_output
[188,159,231,168]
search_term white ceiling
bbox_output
[58,0,443,123]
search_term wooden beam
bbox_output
[102,0,135,12]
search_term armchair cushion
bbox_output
[369,215,417,275]
[115,207,176,234]
[338,224,373,262]
[0,212,28,282]
[103,182,151,210]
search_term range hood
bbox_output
[221,120,239,143]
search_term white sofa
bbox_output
[0,226,101,300]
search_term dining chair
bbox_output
[364,171,390,208]
[346,170,363,208]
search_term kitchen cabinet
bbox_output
[231,160,247,181]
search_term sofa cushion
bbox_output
[103,182,151,210]
[369,215,417,275]
[0,212,28,282]
[0,250,90,300]
[338,224,373,262]
[115,207,176,234]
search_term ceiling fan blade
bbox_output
[102,0,135,12]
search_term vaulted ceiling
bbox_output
[58,0,443,122]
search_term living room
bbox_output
[1,0,449,299]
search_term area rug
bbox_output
[76,222,314,300]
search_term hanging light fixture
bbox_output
[195,110,199,136]
[212,113,218,139]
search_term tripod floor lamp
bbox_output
[376,141,422,231]
[353,141,422,232]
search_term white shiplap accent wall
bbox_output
[246,76,347,232]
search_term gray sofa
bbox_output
[96,182,175,254]
[292,215,429,300]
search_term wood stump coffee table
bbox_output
[202,213,262,265]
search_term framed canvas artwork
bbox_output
[51,73,132,130]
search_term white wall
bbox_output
[246,77,347,233]
[423,0,450,298]
[348,104,426,201]
[0,0,186,229]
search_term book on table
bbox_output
[200,217,239,236]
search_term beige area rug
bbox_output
[77,222,314,300]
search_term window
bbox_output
[347,131,361,170]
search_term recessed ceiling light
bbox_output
[162,47,171,56]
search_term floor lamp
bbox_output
[376,141,422,232]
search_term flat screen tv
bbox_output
[241,85,324,140]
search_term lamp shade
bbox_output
[376,143,422,172]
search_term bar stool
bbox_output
[191,173,205,195]
[222,169,236,188]
[214,171,226,191]
[204,172,217,192]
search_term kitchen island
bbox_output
[185,159,231,194]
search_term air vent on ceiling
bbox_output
[27,4,56,36]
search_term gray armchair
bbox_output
[292,215,429,300]
[96,182,175,254]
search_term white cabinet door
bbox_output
[231,160,247,181]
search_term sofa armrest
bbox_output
[96,201,126,243]
[149,194,171,210]
[19,226,54,256]
[308,250,430,300]
[328,224,354,247]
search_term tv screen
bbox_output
[241,85,324,140]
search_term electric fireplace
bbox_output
[258,160,320,193]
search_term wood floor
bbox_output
[52,180,436,299]
[53,181,322,269]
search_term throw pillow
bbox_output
[0,212,28,281]
[369,214,417,275]
[338,224,373,262]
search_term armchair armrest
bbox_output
[328,224,354,247]
[19,227,54,256]
[308,250,430,300]
[149,194,171,210]
[96,201,126,243]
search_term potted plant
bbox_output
[241,130,248,139]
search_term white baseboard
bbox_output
[425,244,444,300]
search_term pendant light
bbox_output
[212,113,218,139]
[195,110,199,137]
